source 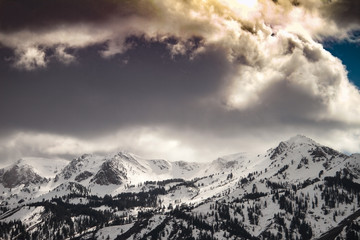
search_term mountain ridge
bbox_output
[0,135,359,240]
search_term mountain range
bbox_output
[0,135,359,240]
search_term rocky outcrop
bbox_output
[0,164,47,188]
[270,141,288,160]
[55,154,91,182]
[91,160,127,185]
[75,171,93,182]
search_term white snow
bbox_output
[2,206,44,226]
[95,223,134,240]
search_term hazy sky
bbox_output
[0,0,360,164]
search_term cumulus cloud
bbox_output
[0,0,357,65]
[12,47,47,70]
[1,0,358,68]
[54,46,76,64]
[0,128,213,166]
[0,0,360,162]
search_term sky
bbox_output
[0,0,360,165]
[325,40,360,87]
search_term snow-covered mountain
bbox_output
[0,135,359,240]
[0,161,46,188]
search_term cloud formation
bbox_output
[0,0,360,163]
[1,0,359,66]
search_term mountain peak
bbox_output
[269,135,318,160]
[116,151,134,159]
[15,158,24,165]
[0,163,47,188]
[285,134,318,147]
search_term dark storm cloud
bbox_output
[0,0,155,32]
[0,0,359,34]
[0,37,353,139]
[322,0,360,28]
[0,39,230,137]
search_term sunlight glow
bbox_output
[220,0,259,19]
[236,0,258,8]
[221,0,258,10]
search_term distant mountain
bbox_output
[0,135,359,240]
[0,160,47,188]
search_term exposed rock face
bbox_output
[75,171,93,182]
[0,164,47,188]
[212,158,238,169]
[174,161,199,171]
[270,141,288,160]
[55,154,91,182]
[310,146,346,160]
[91,160,127,185]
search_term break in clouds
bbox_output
[0,0,360,163]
